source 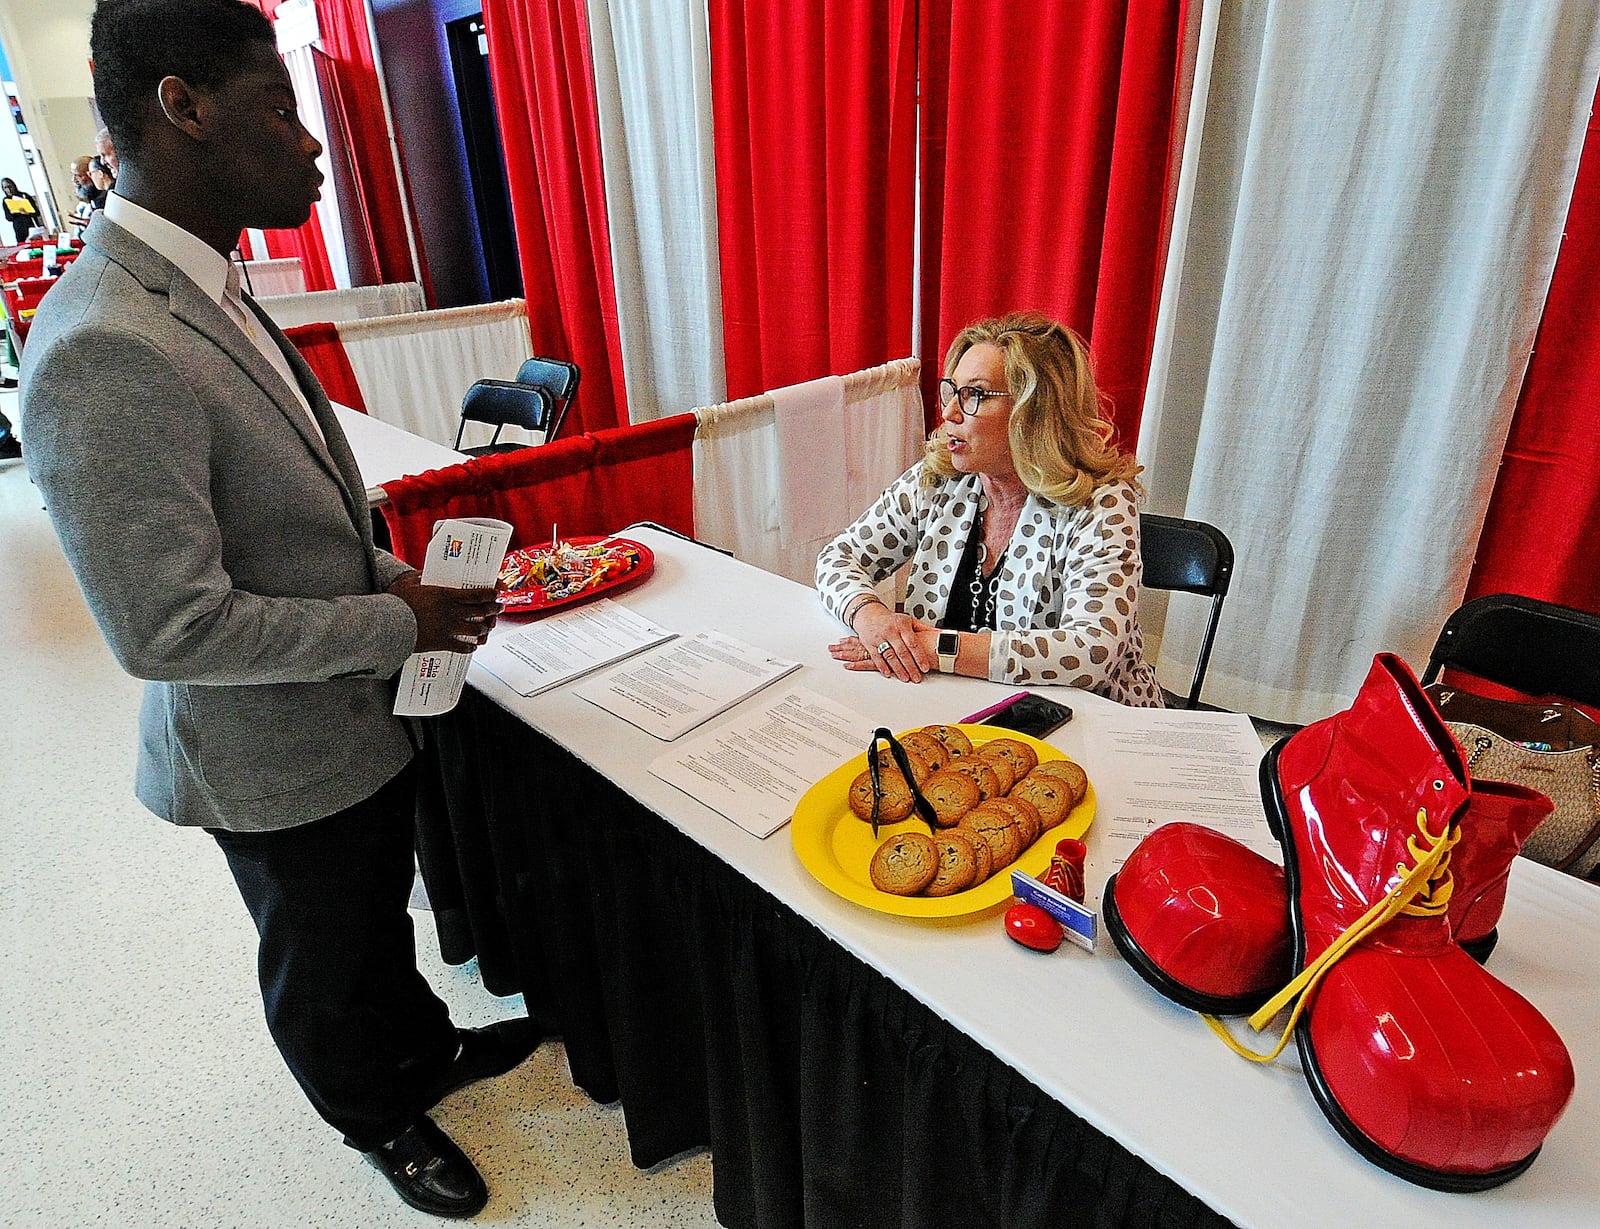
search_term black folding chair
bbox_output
[453,379,555,456]
[1421,594,1600,708]
[1140,513,1235,708]
[515,355,580,444]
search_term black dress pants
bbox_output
[211,763,459,1151]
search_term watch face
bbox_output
[937,631,960,657]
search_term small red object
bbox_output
[1004,902,1063,952]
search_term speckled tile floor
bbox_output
[0,398,722,1227]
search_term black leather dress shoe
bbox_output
[0,435,21,460]
[365,1116,488,1219]
[429,1017,541,1106]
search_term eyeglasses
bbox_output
[938,379,1014,415]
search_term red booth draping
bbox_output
[481,0,629,433]
[1465,94,1600,616]
[378,412,698,569]
[312,0,430,296]
[709,0,918,400]
[917,0,1185,439]
[283,321,367,412]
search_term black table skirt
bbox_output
[415,689,1236,1229]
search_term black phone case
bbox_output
[983,693,1073,739]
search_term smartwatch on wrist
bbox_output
[936,630,960,674]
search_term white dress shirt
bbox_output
[103,193,324,444]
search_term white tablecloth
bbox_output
[332,403,465,506]
[465,527,1599,1229]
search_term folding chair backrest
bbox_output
[1421,594,1600,708]
[515,355,580,443]
[1139,513,1235,708]
[454,379,555,455]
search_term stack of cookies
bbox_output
[849,724,1090,898]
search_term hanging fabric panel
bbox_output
[917,0,1183,440]
[1466,89,1600,615]
[1136,1,1600,724]
[708,0,917,400]
[585,0,727,421]
[482,0,630,432]
[312,0,429,292]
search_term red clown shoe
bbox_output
[1254,653,1573,1191]
[1102,823,1291,1014]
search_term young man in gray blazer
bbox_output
[22,0,533,1217]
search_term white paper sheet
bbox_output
[1081,708,1277,883]
[572,630,801,740]
[649,687,874,838]
[394,517,512,717]
[474,599,676,696]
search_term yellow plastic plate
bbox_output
[790,724,1095,919]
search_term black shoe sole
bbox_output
[1259,737,1539,1193]
[1101,872,1276,1016]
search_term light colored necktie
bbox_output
[223,262,325,444]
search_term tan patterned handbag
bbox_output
[1427,685,1600,879]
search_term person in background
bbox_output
[87,155,116,211]
[2,177,41,243]
[815,311,1164,706]
[70,156,98,228]
[22,0,537,1217]
[96,125,120,175]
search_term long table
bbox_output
[417,527,1600,1229]
[333,401,466,507]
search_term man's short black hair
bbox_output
[90,0,277,165]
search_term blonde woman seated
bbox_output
[815,312,1163,707]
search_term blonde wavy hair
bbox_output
[923,312,1140,506]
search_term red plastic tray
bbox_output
[497,536,655,617]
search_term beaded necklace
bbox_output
[968,496,1006,632]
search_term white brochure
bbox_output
[474,599,676,696]
[1081,707,1276,882]
[393,517,512,717]
[649,687,874,838]
[572,630,801,741]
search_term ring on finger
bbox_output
[877,640,894,657]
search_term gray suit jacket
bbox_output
[21,216,418,831]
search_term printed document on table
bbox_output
[395,517,511,717]
[1082,707,1274,877]
[572,630,801,740]
[473,599,675,696]
[650,687,873,838]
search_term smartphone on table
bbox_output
[961,691,1074,740]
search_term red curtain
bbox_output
[379,414,698,567]
[261,204,336,293]
[237,0,341,293]
[918,0,1184,439]
[312,0,430,294]
[709,0,917,400]
[1465,96,1600,616]
[481,0,628,432]
[284,322,367,411]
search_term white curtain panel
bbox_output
[282,44,352,290]
[258,281,425,328]
[239,257,306,298]
[586,0,727,421]
[338,301,534,449]
[1138,0,1600,724]
[693,358,924,587]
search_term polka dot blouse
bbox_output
[815,465,1165,707]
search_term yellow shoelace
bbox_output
[1204,808,1457,1063]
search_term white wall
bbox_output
[0,0,97,217]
